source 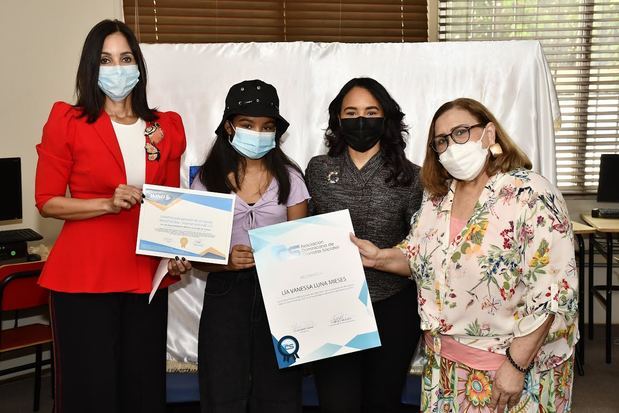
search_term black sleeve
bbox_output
[405,167,424,225]
[305,158,318,216]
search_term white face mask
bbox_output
[439,128,489,181]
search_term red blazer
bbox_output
[35,102,187,293]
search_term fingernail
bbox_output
[141,200,144,204]
[181,257,186,262]
[175,256,179,261]
[142,193,146,198]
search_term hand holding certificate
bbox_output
[249,209,381,368]
[137,184,235,264]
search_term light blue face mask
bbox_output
[98,65,140,101]
[229,126,276,159]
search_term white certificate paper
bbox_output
[249,209,381,368]
[137,184,235,264]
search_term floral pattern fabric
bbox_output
[421,344,574,412]
[398,169,578,372]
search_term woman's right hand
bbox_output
[107,184,143,213]
[350,233,381,268]
[226,244,255,270]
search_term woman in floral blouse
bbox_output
[351,98,578,413]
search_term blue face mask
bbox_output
[229,126,276,159]
[98,65,140,101]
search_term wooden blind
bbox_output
[438,0,619,194]
[123,0,428,43]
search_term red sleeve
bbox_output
[161,111,187,188]
[35,102,77,211]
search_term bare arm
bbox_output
[287,200,308,221]
[489,315,555,412]
[350,234,412,277]
[39,185,143,220]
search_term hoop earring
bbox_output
[489,143,503,157]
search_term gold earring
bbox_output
[489,143,503,157]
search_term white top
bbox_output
[112,119,146,187]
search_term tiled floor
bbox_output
[1,325,618,412]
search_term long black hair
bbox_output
[199,122,302,205]
[325,77,414,186]
[75,19,157,123]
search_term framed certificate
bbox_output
[137,184,235,264]
[249,209,381,368]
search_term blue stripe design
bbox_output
[344,331,381,349]
[139,240,225,260]
[358,281,369,306]
[179,193,234,212]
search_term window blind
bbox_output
[438,0,619,193]
[123,0,428,44]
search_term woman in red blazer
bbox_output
[35,20,188,413]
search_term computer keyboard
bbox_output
[592,208,619,219]
[0,228,43,243]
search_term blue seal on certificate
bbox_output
[277,335,300,363]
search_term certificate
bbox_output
[249,209,380,368]
[137,184,235,264]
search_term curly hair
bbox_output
[324,77,415,186]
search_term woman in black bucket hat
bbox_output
[189,79,309,412]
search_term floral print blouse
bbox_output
[398,169,578,371]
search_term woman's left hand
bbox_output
[167,256,193,276]
[488,361,525,412]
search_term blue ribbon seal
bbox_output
[277,335,300,363]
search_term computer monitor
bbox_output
[597,154,619,203]
[0,157,22,221]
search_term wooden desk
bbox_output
[581,214,619,363]
[571,221,595,375]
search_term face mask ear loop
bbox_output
[479,126,488,150]
[227,121,236,143]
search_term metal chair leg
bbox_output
[50,344,55,399]
[588,234,595,340]
[605,234,613,363]
[34,344,42,411]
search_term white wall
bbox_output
[0,0,122,378]
[0,0,123,242]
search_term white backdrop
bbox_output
[140,40,561,365]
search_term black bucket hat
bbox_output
[215,79,290,139]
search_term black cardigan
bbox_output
[305,151,423,302]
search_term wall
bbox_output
[0,0,123,242]
[0,0,122,378]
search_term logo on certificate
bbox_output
[272,244,301,260]
[277,335,300,362]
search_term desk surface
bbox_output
[572,221,596,235]
[581,214,619,233]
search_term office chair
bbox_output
[0,262,52,411]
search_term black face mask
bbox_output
[339,117,384,152]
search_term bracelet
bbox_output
[505,347,534,374]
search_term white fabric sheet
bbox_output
[140,41,561,365]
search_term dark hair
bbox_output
[422,98,532,198]
[199,121,302,205]
[75,19,156,123]
[325,77,414,186]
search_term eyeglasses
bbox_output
[431,123,484,154]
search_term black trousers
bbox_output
[49,289,168,413]
[198,269,303,413]
[313,283,421,413]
